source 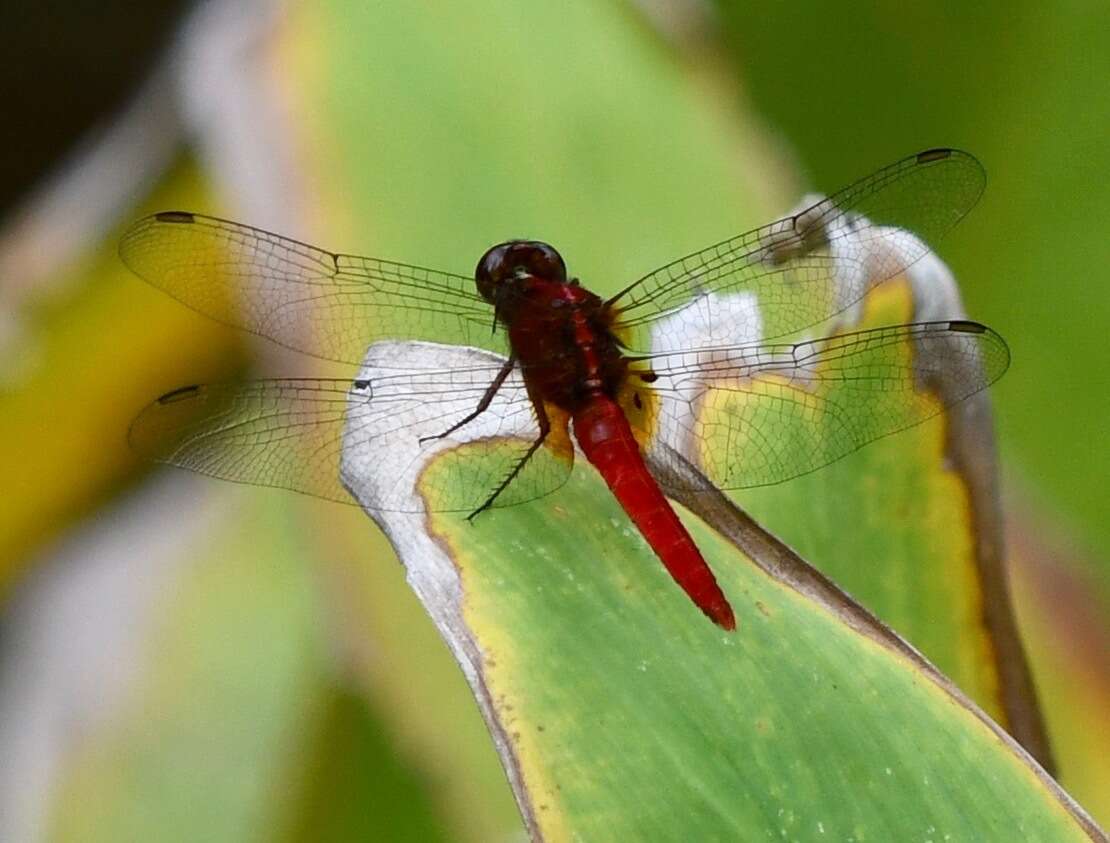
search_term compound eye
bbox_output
[474,240,566,302]
[475,243,511,302]
[476,243,507,293]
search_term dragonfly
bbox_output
[121,148,1008,630]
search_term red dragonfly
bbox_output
[121,148,1008,630]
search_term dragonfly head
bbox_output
[475,240,567,303]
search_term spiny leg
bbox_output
[419,356,516,444]
[467,392,551,521]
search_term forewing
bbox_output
[611,149,985,350]
[120,212,501,364]
[640,320,1009,491]
[129,363,573,512]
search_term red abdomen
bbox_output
[571,396,736,630]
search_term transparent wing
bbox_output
[638,320,1009,490]
[120,212,503,364]
[611,149,985,350]
[128,365,573,513]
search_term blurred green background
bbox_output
[0,1,1105,841]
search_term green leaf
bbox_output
[337,290,1092,840]
[356,452,1098,840]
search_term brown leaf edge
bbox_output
[903,252,1056,772]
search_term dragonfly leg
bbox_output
[418,356,516,444]
[466,394,551,521]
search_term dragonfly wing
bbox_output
[120,212,501,364]
[130,379,360,504]
[637,320,1009,491]
[129,347,573,512]
[611,149,985,351]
